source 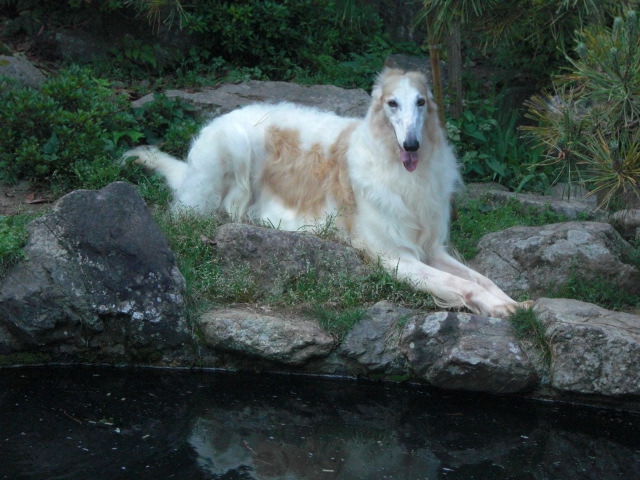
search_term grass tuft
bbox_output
[510,306,552,365]
[0,213,39,276]
[310,305,367,341]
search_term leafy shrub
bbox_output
[178,0,387,81]
[0,67,141,189]
[446,83,549,192]
[131,93,200,157]
[0,67,201,195]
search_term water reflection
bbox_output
[0,366,638,479]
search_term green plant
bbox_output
[522,10,640,209]
[447,82,550,192]
[0,213,36,275]
[180,0,386,81]
[0,68,141,190]
[0,68,202,195]
[153,210,270,305]
[131,93,201,157]
[421,0,630,118]
[510,306,552,365]
[110,36,160,73]
[310,305,366,341]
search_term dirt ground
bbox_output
[0,181,52,216]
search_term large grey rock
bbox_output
[488,190,597,219]
[0,55,46,88]
[400,312,538,393]
[610,209,640,241]
[132,80,372,118]
[199,307,333,365]
[339,301,410,376]
[462,183,597,219]
[0,182,189,361]
[535,298,640,396]
[471,221,640,298]
[54,30,111,64]
[212,223,367,298]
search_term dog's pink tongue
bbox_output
[400,151,419,172]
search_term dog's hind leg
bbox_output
[219,126,254,220]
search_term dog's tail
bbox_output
[123,146,188,192]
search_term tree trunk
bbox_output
[447,20,464,120]
[428,44,446,129]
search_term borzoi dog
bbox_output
[126,68,519,317]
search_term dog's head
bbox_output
[371,68,437,172]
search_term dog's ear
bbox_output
[425,83,434,100]
[371,83,383,101]
[371,70,387,101]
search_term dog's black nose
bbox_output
[403,140,420,152]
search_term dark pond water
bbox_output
[1,366,639,480]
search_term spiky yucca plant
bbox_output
[522,10,640,209]
[521,87,592,197]
[577,131,640,208]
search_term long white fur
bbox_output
[126,68,520,317]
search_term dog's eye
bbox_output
[387,100,398,108]
[417,98,426,106]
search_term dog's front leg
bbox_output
[428,250,517,305]
[386,257,517,318]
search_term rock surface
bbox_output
[338,301,411,376]
[610,209,640,241]
[199,307,334,366]
[212,223,367,298]
[0,182,189,362]
[0,54,47,88]
[1,181,640,406]
[487,190,597,219]
[132,80,372,118]
[535,298,640,396]
[471,221,640,298]
[400,312,538,393]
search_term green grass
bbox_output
[450,196,568,259]
[0,214,38,275]
[155,210,255,308]
[548,271,640,312]
[311,305,367,341]
[155,209,437,334]
[510,306,552,366]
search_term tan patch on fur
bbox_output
[328,123,358,233]
[262,125,357,231]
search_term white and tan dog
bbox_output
[126,68,519,317]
